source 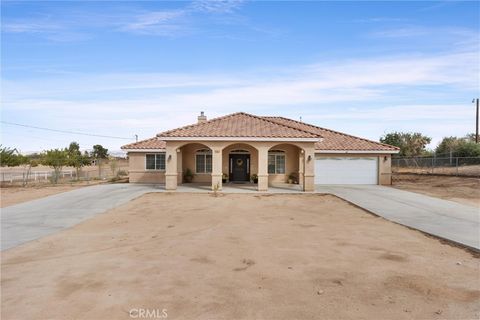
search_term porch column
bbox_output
[211,147,223,191]
[176,150,183,184]
[298,151,304,186]
[165,145,178,190]
[303,147,315,192]
[257,147,269,191]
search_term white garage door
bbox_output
[315,157,378,185]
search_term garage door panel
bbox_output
[315,157,378,185]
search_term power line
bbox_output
[1,121,134,140]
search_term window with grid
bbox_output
[145,153,165,170]
[268,151,285,174]
[195,149,212,173]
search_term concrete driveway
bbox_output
[1,184,161,250]
[316,185,480,251]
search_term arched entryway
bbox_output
[222,143,258,184]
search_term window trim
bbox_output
[268,150,286,175]
[195,149,212,174]
[145,153,166,171]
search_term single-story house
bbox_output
[121,112,399,191]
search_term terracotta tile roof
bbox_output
[263,116,399,151]
[157,112,320,139]
[121,137,166,150]
[122,112,398,153]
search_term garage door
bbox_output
[315,157,378,185]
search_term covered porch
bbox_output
[164,140,316,192]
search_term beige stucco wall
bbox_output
[379,155,392,185]
[314,153,393,185]
[127,152,165,183]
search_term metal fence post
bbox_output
[456,157,459,176]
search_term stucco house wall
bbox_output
[127,152,165,183]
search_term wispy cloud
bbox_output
[351,17,409,23]
[370,25,478,40]
[191,0,245,13]
[3,48,477,111]
[121,10,191,36]
[1,1,248,40]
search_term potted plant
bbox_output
[184,168,194,183]
[251,173,258,184]
[288,173,296,184]
[222,173,228,183]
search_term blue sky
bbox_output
[1,0,479,153]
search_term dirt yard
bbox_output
[2,193,479,320]
[393,174,480,207]
[0,181,105,208]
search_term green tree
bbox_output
[41,149,68,184]
[455,141,480,157]
[436,135,480,157]
[66,142,90,180]
[380,132,432,156]
[0,146,22,166]
[435,137,463,155]
[92,145,109,159]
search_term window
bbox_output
[146,153,165,170]
[195,149,212,173]
[268,151,285,174]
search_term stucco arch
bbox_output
[178,142,212,184]
[267,143,303,185]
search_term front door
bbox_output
[229,154,250,182]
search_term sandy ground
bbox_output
[2,193,479,320]
[0,181,105,208]
[392,174,480,207]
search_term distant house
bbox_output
[121,112,398,191]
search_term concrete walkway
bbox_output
[1,184,162,250]
[316,185,480,251]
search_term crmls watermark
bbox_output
[129,308,168,319]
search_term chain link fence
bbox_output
[392,156,480,177]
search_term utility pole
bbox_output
[474,99,479,144]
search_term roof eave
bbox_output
[315,149,399,154]
[122,148,166,152]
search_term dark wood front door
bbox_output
[229,154,250,182]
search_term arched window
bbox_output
[195,149,212,174]
[268,150,285,174]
